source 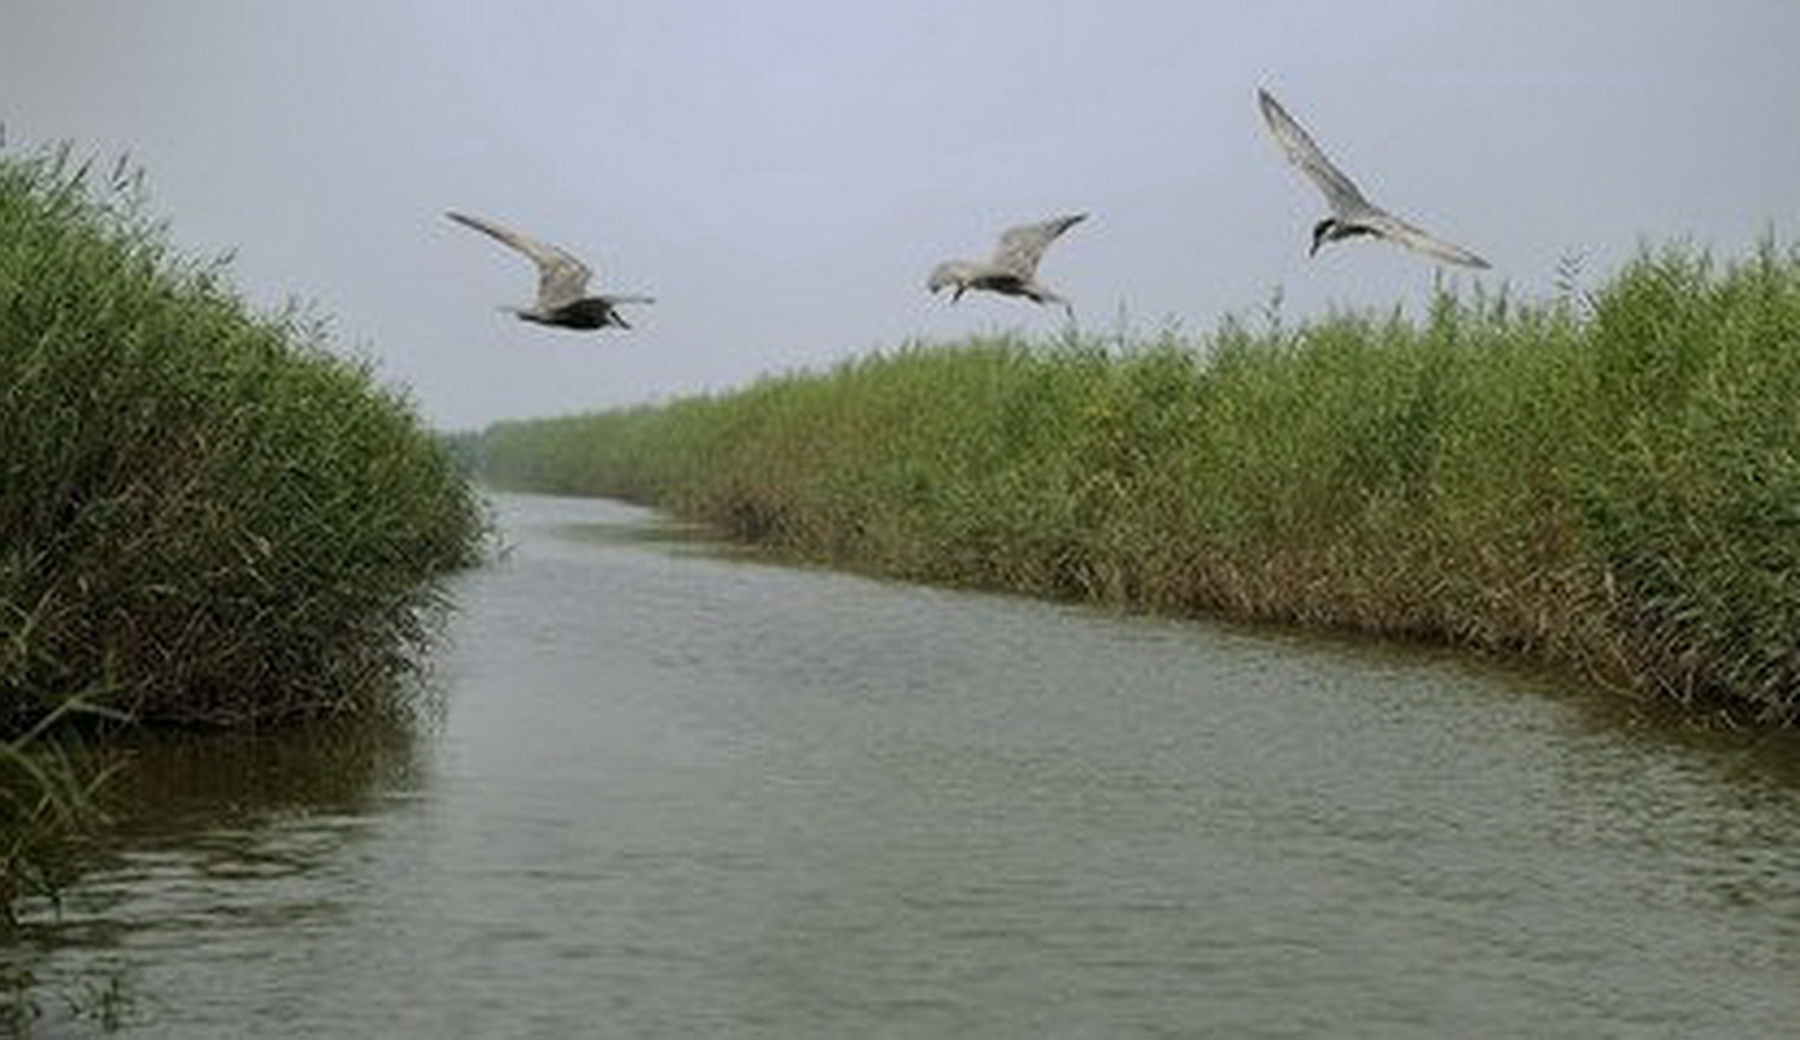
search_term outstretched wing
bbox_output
[446,211,592,309]
[991,213,1087,279]
[1362,211,1491,269]
[1256,89,1372,217]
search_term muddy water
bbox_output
[10,493,1799,1038]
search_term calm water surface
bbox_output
[10,493,1799,1038]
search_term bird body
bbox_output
[928,213,1086,316]
[1256,89,1490,269]
[447,211,653,330]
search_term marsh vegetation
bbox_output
[476,243,1800,724]
[0,145,485,922]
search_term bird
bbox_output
[1256,89,1490,269]
[927,213,1087,318]
[446,211,653,330]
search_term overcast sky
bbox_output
[3,1,1796,429]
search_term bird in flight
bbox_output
[1256,89,1490,269]
[446,211,654,330]
[927,213,1087,318]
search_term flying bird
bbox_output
[927,213,1087,318]
[446,211,653,329]
[1256,89,1490,269]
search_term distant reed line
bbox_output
[475,241,1800,725]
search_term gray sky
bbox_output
[3,1,1796,429]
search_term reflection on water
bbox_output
[8,493,1800,1038]
[4,719,427,1034]
[103,715,429,828]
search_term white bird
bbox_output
[1256,89,1490,269]
[447,211,654,329]
[927,213,1087,317]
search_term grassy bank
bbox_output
[476,242,1800,724]
[1,145,485,913]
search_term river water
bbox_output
[9,493,1799,1038]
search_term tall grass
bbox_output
[1,144,486,732]
[1,144,485,914]
[0,695,122,930]
[476,241,1800,724]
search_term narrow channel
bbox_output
[15,493,1799,1038]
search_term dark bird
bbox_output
[1256,89,1490,269]
[928,213,1087,318]
[447,211,653,329]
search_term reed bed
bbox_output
[478,241,1800,724]
[1,145,485,913]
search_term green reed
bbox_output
[0,142,486,916]
[1,144,486,732]
[476,243,1800,725]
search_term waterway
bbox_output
[9,493,1798,1037]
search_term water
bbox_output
[9,493,1799,1038]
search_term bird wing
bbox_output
[991,213,1087,279]
[1361,211,1492,269]
[1256,89,1372,217]
[447,211,592,309]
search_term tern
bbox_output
[447,211,654,329]
[927,213,1087,318]
[1256,89,1490,269]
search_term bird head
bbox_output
[927,262,970,301]
[1309,219,1336,257]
